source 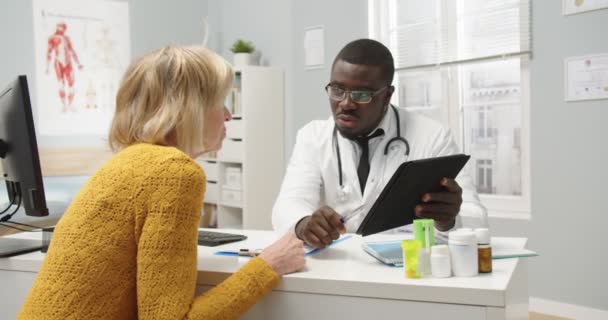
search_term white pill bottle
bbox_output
[448,229,479,277]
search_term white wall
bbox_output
[290,0,368,157]
[528,1,608,310]
[129,0,209,57]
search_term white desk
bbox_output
[0,230,529,320]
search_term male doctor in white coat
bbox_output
[272,39,486,249]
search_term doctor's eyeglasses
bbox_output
[325,84,388,104]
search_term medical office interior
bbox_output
[1,0,607,319]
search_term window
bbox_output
[369,0,531,217]
[476,159,494,194]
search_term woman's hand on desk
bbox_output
[259,231,306,276]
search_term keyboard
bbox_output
[197,230,247,247]
[0,238,43,258]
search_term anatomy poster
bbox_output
[33,0,130,136]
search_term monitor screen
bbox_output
[0,75,48,217]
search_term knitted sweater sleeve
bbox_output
[135,156,279,320]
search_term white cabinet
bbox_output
[197,66,284,230]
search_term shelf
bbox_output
[219,202,243,209]
[217,139,243,162]
[215,67,284,230]
[217,158,243,164]
[219,224,243,230]
[217,206,243,229]
[204,181,218,203]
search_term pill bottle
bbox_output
[448,229,478,277]
[430,245,451,278]
[401,240,421,279]
[475,228,492,273]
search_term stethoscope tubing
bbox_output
[333,104,410,189]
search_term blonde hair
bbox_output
[109,45,233,156]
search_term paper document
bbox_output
[215,234,353,257]
[563,0,608,15]
[565,53,608,101]
[492,241,538,259]
[304,26,325,69]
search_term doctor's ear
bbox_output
[383,86,395,105]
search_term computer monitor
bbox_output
[0,75,49,257]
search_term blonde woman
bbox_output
[18,46,305,320]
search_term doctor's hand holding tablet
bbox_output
[415,178,463,232]
[295,177,464,249]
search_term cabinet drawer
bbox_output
[218,139,243,162]
[224,167,242,190]
[221,187,242,205]
[198,161,218,182]
[204,182,218,204]
[225,119,244,140]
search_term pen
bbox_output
[340,206,365,223]
[238,249,261,257]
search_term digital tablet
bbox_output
[356,154,470,236]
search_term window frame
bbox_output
[369,0,531,219]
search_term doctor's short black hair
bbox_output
[333,39,395,85]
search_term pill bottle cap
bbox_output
[448,229,476,245]
[474,228,491,245]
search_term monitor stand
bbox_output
[0,238,43,258]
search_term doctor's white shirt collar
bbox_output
[338,105,394,166]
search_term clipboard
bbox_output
[356,154,470,236]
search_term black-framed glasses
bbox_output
[324,84,389,104]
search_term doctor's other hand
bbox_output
[415,178,463,232]
[295,206,346,249]
[259,231,306,276]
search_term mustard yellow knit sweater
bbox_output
[18,143,279,320]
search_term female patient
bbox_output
[18,46,305,319]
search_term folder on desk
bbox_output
[361,241,403,267]
[362,239,538,267]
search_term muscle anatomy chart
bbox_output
[33,0,130,135]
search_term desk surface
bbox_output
[0,230,527,308]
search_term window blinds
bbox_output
[372,0,531,71]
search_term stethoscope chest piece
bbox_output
[337,184,351,202]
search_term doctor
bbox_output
[272,39,486,249]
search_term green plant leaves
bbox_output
[230,39,255,53]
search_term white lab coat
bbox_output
[272,106,487,239]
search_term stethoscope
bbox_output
[334,104,410,201]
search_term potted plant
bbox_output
[230,39,256,67]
